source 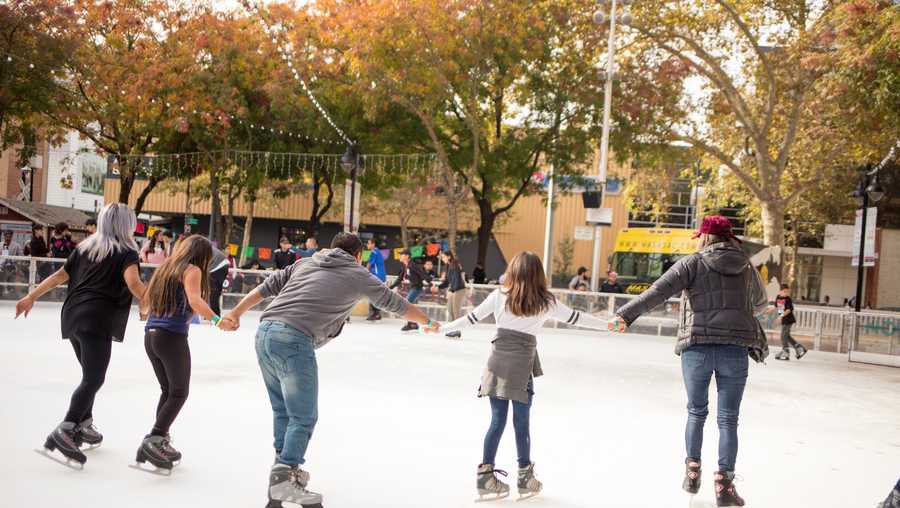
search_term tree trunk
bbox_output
[400,216,410,248]
[133,177,161,216]
[787,217,800,291]
[239,200,255,266]
[223,194,236,249]
[760,199,785,283]
[446,199,458,254]
[209,166,223,247]
[118,172,134,205]
[475,198,495,271]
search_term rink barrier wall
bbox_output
[1,255,897,361]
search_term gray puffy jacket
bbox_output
[616,242,769,360]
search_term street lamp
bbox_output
[588,0,634,292]
[341,143,360,233]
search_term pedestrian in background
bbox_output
[435,250,466,339]
[50,222,76,259]
[366,238,386,321]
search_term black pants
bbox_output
[368,303,381,318]
[144,328,191,436]
[780,323,800,349]
[64,335,112,424]
[209,267,228,316]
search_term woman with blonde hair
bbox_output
[15,203,147,469]
[610,216,768,508]
[433,251,609,501]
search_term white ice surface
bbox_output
[1,302,898,508]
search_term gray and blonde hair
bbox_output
[77,203,138,262]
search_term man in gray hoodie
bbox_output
[220,233,433,507]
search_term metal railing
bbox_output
[2,254,898,359]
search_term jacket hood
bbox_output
[306,248,360,268]
[698,243,749,275]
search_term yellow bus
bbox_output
[609,228,697,294]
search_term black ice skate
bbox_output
[517,463,542,501]
[683,459,702,494]
[34,422,87,470]
[75,417,103,449]
[159,434,182,463]
[774,348,790,361]
[266,463,322,508]
[476,463,510,502]
[400,322,419,332]
[714,471,745,507]
[794,343,808,360]
[131,435,174,475]
[877,478,900,508]
[445,331,462,339]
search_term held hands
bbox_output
[423,319,441,334]
[218,313,240,331]
[14,296,34,319]
[607,316,627,333]
[431,286,439,295]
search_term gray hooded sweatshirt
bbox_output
[258,248,409,348]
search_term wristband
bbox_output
[211,316,221,326]
[426,319,433,328]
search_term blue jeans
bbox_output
[255,321,318,466]
[407,288,422,304]
[482,383,533,468]
[681,344,748,472]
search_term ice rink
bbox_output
[1,302,898,508]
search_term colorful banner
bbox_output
[440,240,449,252]
[227,243,239,256]
[361,250,371,262]
[242,246,255,258]
[426,243,440,256]
[393,248,404,260]
[410,245,424,258]
[146,226,158,238]
[258,247,272,260]
[380,248,391,260]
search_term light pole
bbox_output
[850,143,895,312]
[341,143,360,233]
[590,0,633,291]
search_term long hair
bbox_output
[76,203,138,262]
[146,235,213,317]
[697,233,737,250]
[147,230,161,253]
[502,251,555,317]
[442,250,461,271]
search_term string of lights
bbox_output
[241,0,354,146]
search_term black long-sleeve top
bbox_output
[438,265,466,292]
[391,261,429,291]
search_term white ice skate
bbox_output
[516,463,542,501]
[476,463,510,502]
[267,463,323,508]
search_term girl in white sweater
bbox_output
[435,252,608,501]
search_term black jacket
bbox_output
[439,265,466,292]
[616,243,769,359]
[274,249,297,270]
[391,261,429,291]
[600,281,624,294]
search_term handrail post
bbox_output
[28,258,37,292]
[814,310,823,351]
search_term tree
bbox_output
[329,0,606,269]
[0,0,76,163]
[625,0,846,257]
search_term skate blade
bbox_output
[128,463,173,476]
[81,443,102,451]
[475,492,510,502]
[516,492,540,502]
[33,448,84,470]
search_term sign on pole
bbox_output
[851,207,877,267]
[586,207,613,226]
[574,226,593,241]
[343,179,361,233]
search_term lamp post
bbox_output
[590,0,633,291]
[341,143,360,233]
[850,145,893,312]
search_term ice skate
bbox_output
[714,471,745,507]
[476,463,510,502]
[794,343,808,360]
[774,348,790,361]
[159,434,182,464]
[130,435,174,476]
[75,417,103,450]
[683,459,702,494]
[400,322,419,332]
[34,422,86,470]
[445,331,462,339]
[267,463,323,508]
[516,463,542,501]
[876,478,900,508]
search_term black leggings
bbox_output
[64,335,112,424]
[144,328,191,436]
[209,267,228,316]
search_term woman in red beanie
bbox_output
[609,215,769,508]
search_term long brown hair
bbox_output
[147,235,213,316]
[502,251,555,317]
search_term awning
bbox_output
[0,197,92,232]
